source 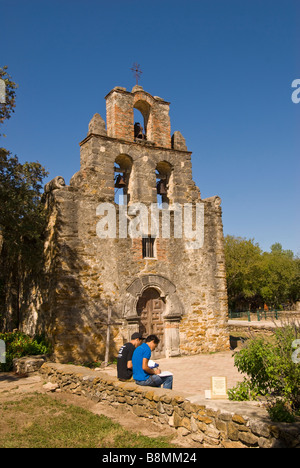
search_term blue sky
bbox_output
[1,0,299,254]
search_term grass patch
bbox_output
[0,393,176,448]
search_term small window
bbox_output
[142,236,155,258]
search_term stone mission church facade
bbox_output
[22,85,229,362]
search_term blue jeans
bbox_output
[135,374,173,389]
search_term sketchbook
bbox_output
[148,360,173,376]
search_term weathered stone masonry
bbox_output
[20,84,229,363]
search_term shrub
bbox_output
[228,323,300,421]
[266,400,296,423]
[227,379,260,401]
[0,331,51,372]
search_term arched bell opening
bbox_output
[133,100,151,141]
[156,160,173,206]
[114,154,133,205]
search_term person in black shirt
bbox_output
[117,332,143,381]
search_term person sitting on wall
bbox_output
[132,334,173,389]
[117,332,143,381]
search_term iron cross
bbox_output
[95,307,121,366]
[131,62,142,85]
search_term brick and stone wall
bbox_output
[39,362,300,448]
[105,86,171,148]
[16,85,229,364]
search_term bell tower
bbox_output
[79,85,197,206]
[105,85,172,148]
[32,84,229,363]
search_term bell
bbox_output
[157,179,167,195]
[115,174,126,188]
[134,122,146,140]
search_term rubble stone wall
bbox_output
[40,362,300,449]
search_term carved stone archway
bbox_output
[124,274,183,357]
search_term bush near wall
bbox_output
[0,331,51,371]
[228,325,300,422]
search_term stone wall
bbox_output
[40,362,300,448]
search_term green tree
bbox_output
[224,236,300,310]
[0,149,48,329]
[0,66,18,135]
[224,235,263,309]
[260,243,299,308]
[289,257,300,304]
[0,148,48,266]
[0,67,48,330]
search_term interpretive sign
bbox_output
[211,376,227,399]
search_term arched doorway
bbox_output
[124,275,184,358]
[136,287,165,358]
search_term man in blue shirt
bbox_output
[132,335,173,389]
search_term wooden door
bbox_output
[137,288,165,358]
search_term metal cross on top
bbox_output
[131,62,142,85]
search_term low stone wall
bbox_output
[228,313,300,338]
[39,362,300,448]
[228,322,276,338]
[13,355,47,374]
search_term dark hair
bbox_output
[146,334,160,344]
[131,332,143,340]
